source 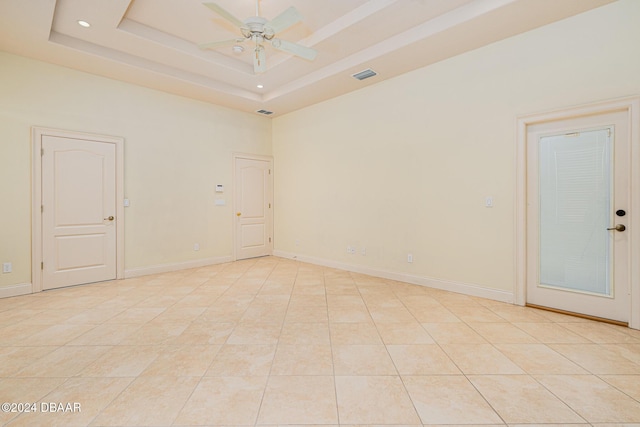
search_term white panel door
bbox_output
[527,111,630,323]
[42,136,117,290]
[234,156,273,260]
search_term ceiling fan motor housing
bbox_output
[242,16,275,40]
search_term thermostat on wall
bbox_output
[215,184,224,193]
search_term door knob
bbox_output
[607,224,625,232]
[236,212,242,217]
[104,216,114,221]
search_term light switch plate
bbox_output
[485,196,493,207]
[2,262,11,273]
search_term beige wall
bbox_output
[272,0,640,297]
[0,53,271,288]
[2,0,639,299]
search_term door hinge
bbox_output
[41,205,43,213]
[41,262,44,270]
[268,203,271,208]
[269,237,272,243]
[269,169,271,175]
[41,148,44,156]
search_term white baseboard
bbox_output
[0,282,33,298]
[0,255,514,304]
[273,250,514,304]
[124,256,233,278]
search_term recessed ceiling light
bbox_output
[77,20,91,28]
[257,84,264,89]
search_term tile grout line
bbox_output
[461,304,588,425]
[390,286,516,426]
[252,257,297,427]
[165,263,238,427]
[325,264,342,426]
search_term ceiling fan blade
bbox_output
[202,2,244,28]
[267,6,302,34]
[198,38,245,50]
[272,39,317,61]
[254,46,267,73]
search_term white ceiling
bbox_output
[0,0,615,116]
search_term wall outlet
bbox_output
[2,262,12,273]
[347,246,356,254]
[407,253,413,263]
[194,243,200,251]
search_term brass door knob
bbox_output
[104,216,115,221]
[607,224,626,232]
[236,212,242,217]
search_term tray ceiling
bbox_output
[0,0,615,116]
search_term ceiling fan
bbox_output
[199,0,318,74]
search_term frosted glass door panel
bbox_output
[539,129,612,296]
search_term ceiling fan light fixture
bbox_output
[263,30,275,40]
[200,1,317,74]
[232,45,244,53]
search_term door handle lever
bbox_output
[607,224,625,232]
[104,216,115,221]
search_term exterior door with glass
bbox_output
[526,111,629,323]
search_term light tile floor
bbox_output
[1,256,639,426]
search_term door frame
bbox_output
[515,97,640,329]
[232,152,274,261]
[31,127,125,293]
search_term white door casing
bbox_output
[32,128,124,292]
[233,154,273,260]
[516,97,640,329]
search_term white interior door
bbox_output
[234,155,273,260]
[42,135,117,290]
[526,111,630,323]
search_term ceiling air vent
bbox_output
[256,109,273,115]
[352,68,377,81]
